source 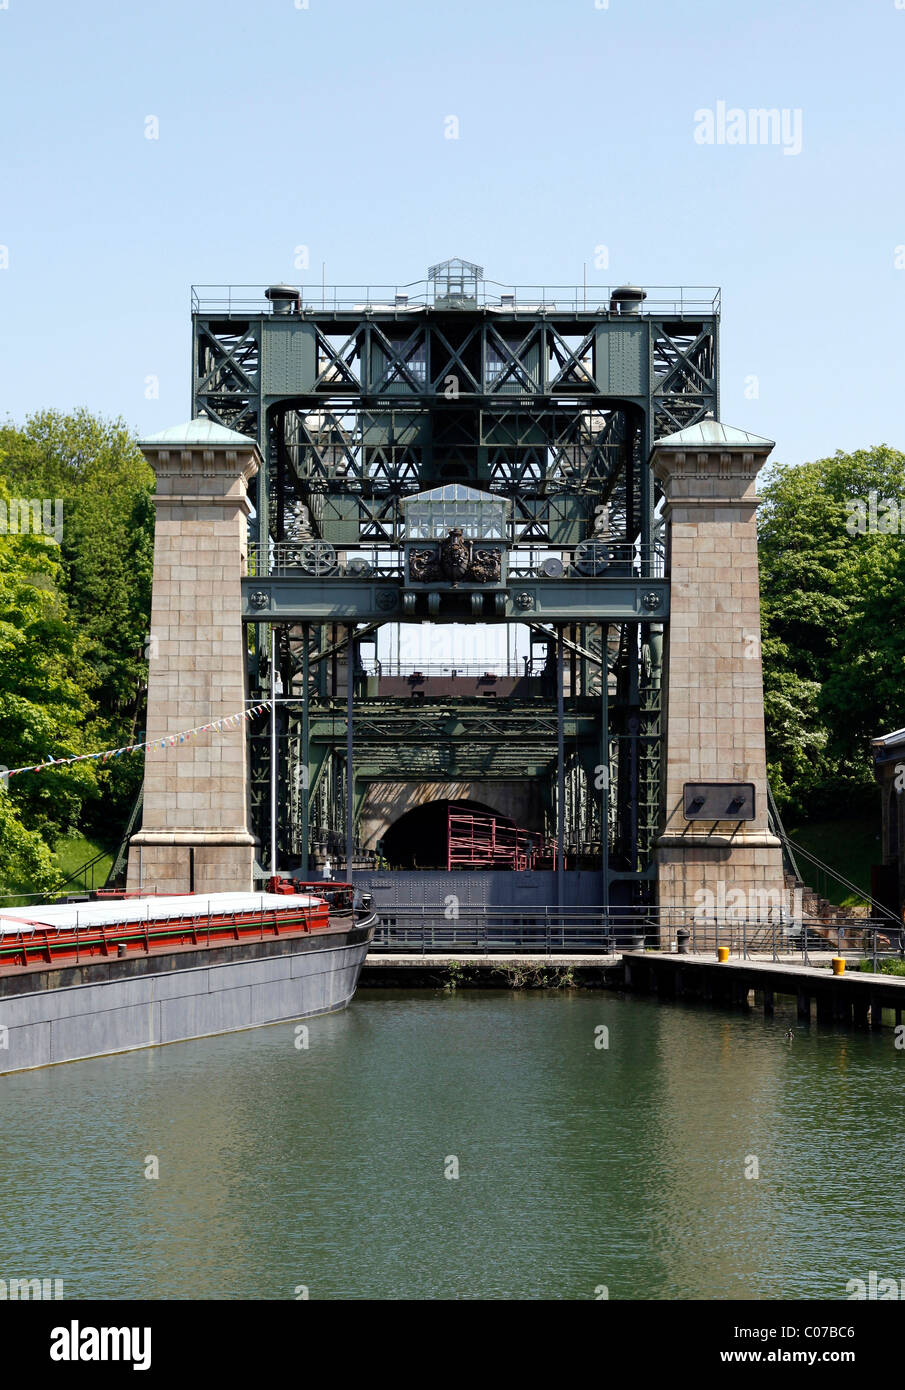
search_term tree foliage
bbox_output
[0,412,154,889]
[0,484,89,890]
[0,410,154,720]
[758,445,905,819]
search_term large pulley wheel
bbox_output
[292,540,337,576]
[641,644,653,682]
[573,540,613,576]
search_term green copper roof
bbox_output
[655,418,774,449]
[141,418,256,448]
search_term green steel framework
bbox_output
[190,263,719,903]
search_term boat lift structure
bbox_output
[128,258,788,931]
[188,261,720,908]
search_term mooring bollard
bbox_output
[831,956,845,976]
[717,945,729,963]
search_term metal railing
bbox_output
[250,540,663,580]
[253,544,404,580]
[50,846,110,895]
[507,541,662,579]
[680,917,903,968]
[777,830,901,925]
[371,907,626,955]
[192,283,721,318]
[368,905,904,963]
[362,662,524,679]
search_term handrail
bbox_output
[776,833,900,925]
[192,283,721,317]
[56,846,109,885]
[253,539,665,580]
[369,909,901,962]
[766,783,802,883]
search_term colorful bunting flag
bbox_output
[3,699,275,780]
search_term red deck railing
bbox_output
[0,898,333,973]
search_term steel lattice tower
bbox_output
[190,261,719,905]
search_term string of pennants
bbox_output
[5,702,275,780]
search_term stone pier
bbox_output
[651,419,786,933]
[127,420,261,895]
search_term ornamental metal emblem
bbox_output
[641,590,662,611]
[408,528,502,585]
[515,591,534,610]
[440,527,470,582]
[375,588,399,612]
[249,589,270,610]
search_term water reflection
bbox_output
[0,993,902,1299]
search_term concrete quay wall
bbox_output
[621,950,905,1029]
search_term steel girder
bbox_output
[241,578,669,623]
[307,317,607,398]
[651,319,719,437]
[308,699,599,783]
[193,320,260,434]
[193,312,717,419]
[192,305,718,548]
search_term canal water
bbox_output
[2,988,903,1300]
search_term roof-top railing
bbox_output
[191,283,721,318]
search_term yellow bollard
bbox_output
[717,945,730,963]
[831,956,845,976]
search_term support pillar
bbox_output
[651,421,786,944]
[346,627,355,877]
[301,624,310,878]
[127,421,261,894]
[600,621,610,912]
[816,991,834,1024]
[556,626,565,908]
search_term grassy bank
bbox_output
[53,834,114,892]
[1,834,114,907]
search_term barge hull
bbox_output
[0,922,373,1075]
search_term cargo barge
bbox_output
[0,881,376,1075]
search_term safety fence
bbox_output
[368,905,903,963]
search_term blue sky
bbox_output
[1,0,903,470]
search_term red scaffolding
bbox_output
[446,808,559,871]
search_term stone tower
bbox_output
[652,420,786,927]
[126,420,260,895]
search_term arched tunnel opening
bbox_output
[380,798,503,870]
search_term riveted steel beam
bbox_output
[242,577,669,623]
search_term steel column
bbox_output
[557,626,565,908]
[301,623,310,877]
[269,623,278,878]
[601,621,610,911]
[346,628,355,875]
